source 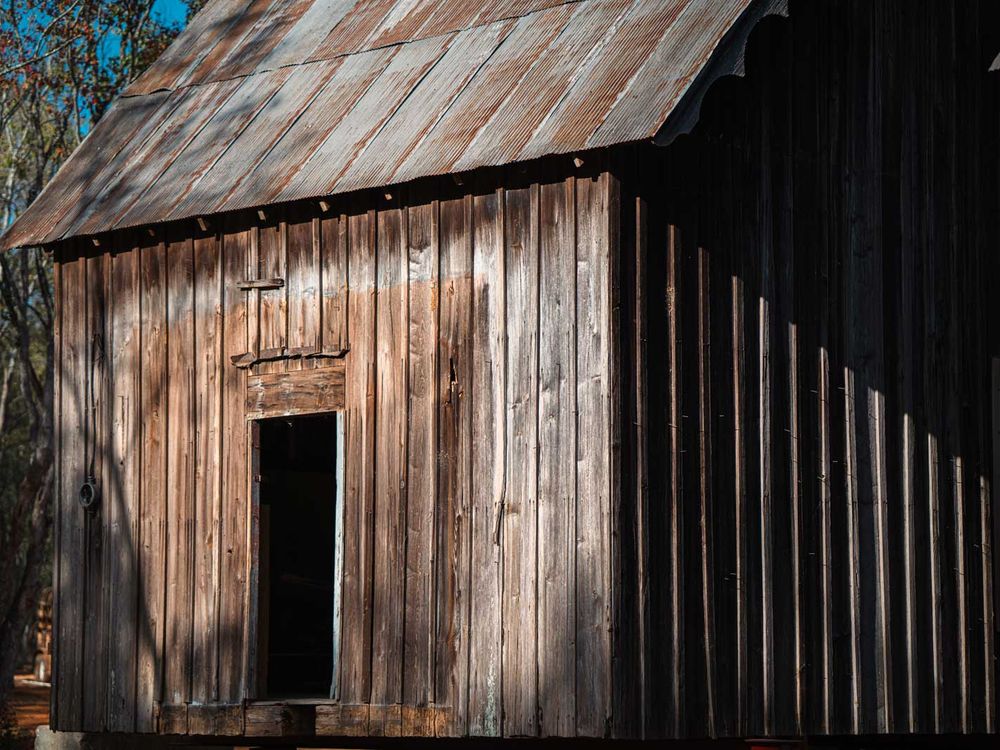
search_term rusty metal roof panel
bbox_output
[336,18,517,195]
[124,0,255,95]
[217,47,397,212]
[308,0,397,59]
[165,59,338,219]
[274,32,454,207]
[0,93,170,249]
[2,0,768,249]
[212,0,311,80]
[255,0,357,71]
[114,66,301,231]
[61,79,244,239]
[394,3,577,180]
[517,0,688,162]
[450,0,633,173]
[590,0,769,147]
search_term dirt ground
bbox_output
[6,674,49,748]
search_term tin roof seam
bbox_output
[162,65,323,222]
[385,21,517,187]
[514,0,641,162]
[452,0,626,173]
[586,0,701,141]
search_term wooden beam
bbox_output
[187,704,244,736]
[243,704,315,738]
[315,704,369,736]
[246,362,346,420]
[237,278,284,291]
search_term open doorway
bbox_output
[255,412,343,699]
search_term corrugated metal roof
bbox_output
[1,0,783,249]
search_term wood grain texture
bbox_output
[467,185,504,737]
[536,177,576,737]
[256,215,287,374]
[286,208,319,369]
[193,230,222,703]
[574,171,612,737]
[50,249,63,731]
[501,182,539,738]
[107,236,140,733]
[220,217,249,702]
[137,233,167,732]
[82,247,109,732]
[339,206,376,705]
[402,197,438,718]
[434,192,473,737]
[320,211,348,352]
[371,196,406,711]
[245,363,345,419]
[164,230,195,707]
[56,245,84,730]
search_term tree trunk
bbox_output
[0,454,53,704]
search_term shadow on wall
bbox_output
[49,0,1000,742]
[632,1,1000,740]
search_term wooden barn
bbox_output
[2,0,999,745]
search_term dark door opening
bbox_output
[256,412,342,699]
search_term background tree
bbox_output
[0,0,201,705]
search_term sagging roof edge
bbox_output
[1,0,784,253]
[653,0,789,147]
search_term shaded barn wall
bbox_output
[51,162,619,738]
[615,0,1000,739]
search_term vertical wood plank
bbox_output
[731,260,749,737]
[435,192,473,737]
[220,216,249,702]
[83,247,109,732]
[340,206,376,705]
[696,245,717,734]
[467,185,504,737]
[575,172,611,737]
[286,208,320,365]
[989,357,1000,732]
[257,214,286,372]
[632,170,651,740]
[193,230,222,704]
[665,222,684,738]
[56,245,84,731]
[51,248,64,730]
[403,197,439,720]
[137,233,167,732]
[107,236,140,732]
[756,65,777,736]
[897,8,921,729]
[247,423,263,700]
[814,44,836,727]
[501,181,539,738]
[537,177,576,737]
[248,226,261,364]
[371,195,407,729]
[164,231,195,708]
[321,211,349,353]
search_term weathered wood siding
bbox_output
[51,163,616,738]
[613,0,999,738]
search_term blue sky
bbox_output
[151,0,191,27]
